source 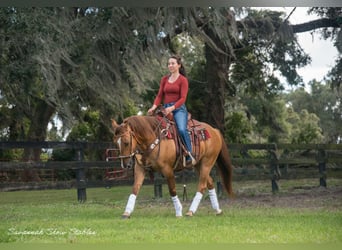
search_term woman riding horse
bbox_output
[112,114,234,218]
[148,55,195,165]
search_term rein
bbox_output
[134,117,165,157]
[117,117,166,168]
[115,131,137,167]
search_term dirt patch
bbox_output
[227,186,342,210]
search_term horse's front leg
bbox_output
[186,164,210,217]
[122,161,145,219]
[164,171,182,217]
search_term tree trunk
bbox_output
[203,43,232,133]
[205,25,235,133]
[21,100,55,182]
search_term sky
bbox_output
[263,7,339,90]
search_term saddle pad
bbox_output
[156,116,210,140]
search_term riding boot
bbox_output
[185,152,196,166]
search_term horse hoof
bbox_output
[121,213,130,219]
[215,209,223,216]
[185,211,193,217]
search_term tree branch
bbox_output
[291,18,340,33]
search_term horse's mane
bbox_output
[124,115,160,143]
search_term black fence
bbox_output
[1,141,342,201]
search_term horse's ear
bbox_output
[111,119,119,130]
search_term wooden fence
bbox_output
[227,143,342,193]
[0,141,117,202]
[1,141,342,201]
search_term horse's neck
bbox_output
[134,116,159,147]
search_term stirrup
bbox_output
[183,152,196,166]
[189,152,196,165]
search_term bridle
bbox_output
[115,119,166,169]
[115,130,138,169]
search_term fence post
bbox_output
[182,184,188,201]
[269,145,280,193]
[76,148,87,202]
[216,181,222,197]
[317,149,327,187]
[154,175,163,199]
[282,149,290,177]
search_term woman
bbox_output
[148,55,195,165]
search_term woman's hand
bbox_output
[147,105,157,115]
[165,105,175,115]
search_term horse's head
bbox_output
[111,119,137,168]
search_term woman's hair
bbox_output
[169,55,186,77]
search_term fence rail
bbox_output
[1,141,342,200]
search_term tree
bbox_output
[304,8,342,90]
[1,7,340,149]
[219,7,341,141]
[223,101,254,143]
[0,7,154,144]
[290,109,324,144]
[285,81,342,143]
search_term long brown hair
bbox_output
[169,55,187,77]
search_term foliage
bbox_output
[308,7,342,42]
[0,149,23,161]
[287,109,324,144]
[326,57,342,90]
[229,90,326,144]
[308,7,342,89]
[0,7,340,148]
[223,101,254,143]
[52,108,113,160]
[232,9,311,91]
[285,81,342,143]
[225,111,253,143]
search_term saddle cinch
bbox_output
[153,105,211,168]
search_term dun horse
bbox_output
[111,114,233,218]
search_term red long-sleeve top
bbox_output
[153,74,189,109]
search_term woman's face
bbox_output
[168,58,181,74]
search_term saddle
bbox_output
[153,105,211,169]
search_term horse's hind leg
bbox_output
[206,175,223,215]
[186,165,222,216]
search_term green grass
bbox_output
[0,179,342,244]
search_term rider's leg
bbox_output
[172,104,193,162]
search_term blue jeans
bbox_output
[164,103,192,154]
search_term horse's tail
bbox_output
[216,132,234,198]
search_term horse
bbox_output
[111,113,234,218]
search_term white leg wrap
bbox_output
[171,195,183,217]
[208,188,220,211]
[124,194,137,214]
[189,192,203,214]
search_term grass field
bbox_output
[0,179,342,244]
